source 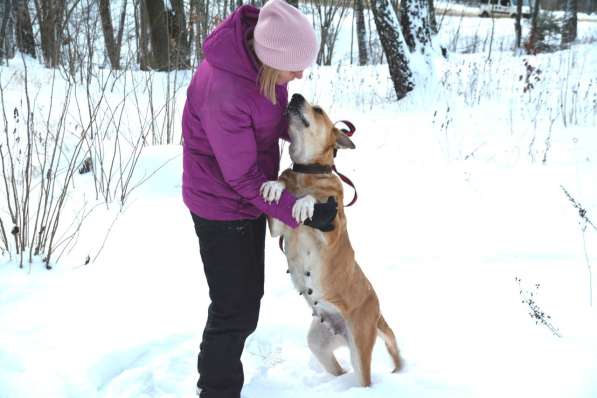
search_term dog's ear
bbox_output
[334,128,356,150]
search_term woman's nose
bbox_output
[294,71,304,79]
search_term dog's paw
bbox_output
[260,181,285,204]
[292,195,316,223]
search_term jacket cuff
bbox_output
[275,189,300,228]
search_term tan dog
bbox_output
[260,94,403,387]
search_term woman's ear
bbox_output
[334,128,356,149]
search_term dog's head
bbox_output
[286,94,355,165]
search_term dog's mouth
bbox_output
[287,94,310,128]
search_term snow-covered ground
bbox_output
[1,11,597,398]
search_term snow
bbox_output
[331,6,597,63]
[435,1,597,22]
[1,9,597,398]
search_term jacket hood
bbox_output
[203,5,260,82]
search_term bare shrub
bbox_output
[0,56,91,269]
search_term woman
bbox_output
[182,1,337,396]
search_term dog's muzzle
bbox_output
[287,94,310,128]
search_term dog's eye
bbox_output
[313,106,323,114]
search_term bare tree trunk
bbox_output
[354,0,368,65]
[99,0,119,69]
[526,0,541,54]
[116,0,127,58]
[287,0,299,7]
[400,0,432,53]
[0,0,15,62]
[14,0,35,58]
[190,0,210,62]
[370,0,413,99]
[561,0,577,46]
[144,0,170,70]
[142,0,191,70]
[189,0,196,64]
[515,0,523,48]
[35,0,65,68]
[428,0,438,34]
[171,0,191,68]
[190,0,201,62]
[136,0,152,70]
[136,0,150,70]
[203,0,211,43]
[222,0,228,17]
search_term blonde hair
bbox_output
[258,64,280,105]
[248,39,280,104]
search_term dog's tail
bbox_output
[377,315,403,373]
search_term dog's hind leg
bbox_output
[377,314,403,372]
[307,318,346,376]
[348,320,377,387]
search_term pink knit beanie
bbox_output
[253,0,319,71]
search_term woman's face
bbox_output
[276,70,304,85]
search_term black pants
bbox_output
[191,213,266,398]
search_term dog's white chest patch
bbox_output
[283,230,347,337]
[285,230,325,301]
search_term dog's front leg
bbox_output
[261,180,288,237]
[260,180,286,204]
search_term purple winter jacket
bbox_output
[182,5,299,228]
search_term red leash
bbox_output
[333,120,358,207]
[332,165,357,207]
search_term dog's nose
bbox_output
[288,94,305,110]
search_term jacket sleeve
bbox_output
[199,101,299,228]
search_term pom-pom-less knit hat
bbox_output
[253,0,319,71]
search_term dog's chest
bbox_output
[284,229,328,303]
[284,233,348,338]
